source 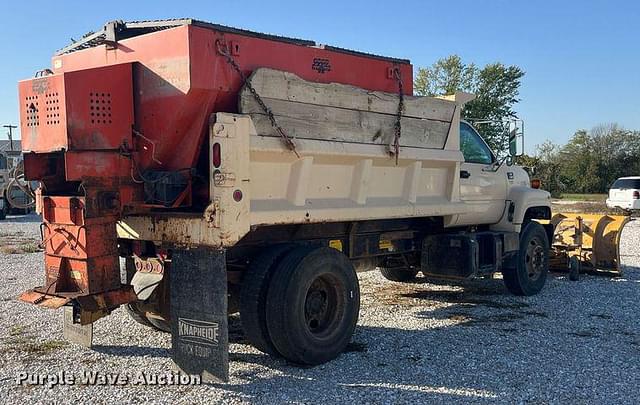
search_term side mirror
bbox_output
[507,121,524,157]
[508,130,518,156]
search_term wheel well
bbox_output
[522,206,551,225]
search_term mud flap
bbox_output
[170,248,228,382]
[63,306,93,347]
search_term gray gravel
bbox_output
[1,213,639,404]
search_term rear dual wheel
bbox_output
[123,258,171,333]
[125,297,171,332]
[240,246,360,365]
[240,245,295,355]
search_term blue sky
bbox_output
[1,0,638,153]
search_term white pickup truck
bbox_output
[606,177,640,211]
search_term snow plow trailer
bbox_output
[544,213,631,279]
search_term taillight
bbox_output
[233,189,243,202]
[212,142,221,168]
[531,179,541,189]
[633,191,639,199]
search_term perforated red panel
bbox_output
[19,63,133,153]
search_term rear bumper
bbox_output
[606,199,640,210]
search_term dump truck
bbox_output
[17,19,554,381]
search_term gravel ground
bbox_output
[1,213,639,404]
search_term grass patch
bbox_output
[0,243,41,254]
[26,340,68,354]
[9,325,26,336]
[558,193,607,202]
[0,229,41,255]
[20,243,41,253]
[1,335,68,356]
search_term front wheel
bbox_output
[502,222,549,296]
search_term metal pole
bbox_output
[3,125,17,151]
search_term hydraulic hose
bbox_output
[5,161,36,209]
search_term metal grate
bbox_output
[45,92,61,125]
[54,19,410,64]
[25,96,39,127]
[89,92,112,125]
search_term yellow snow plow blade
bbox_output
[543,213,631,276]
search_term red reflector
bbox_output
[233,189,243,202]
[212,142,221,168]
[633,191,639,199]
[531,179,541,189]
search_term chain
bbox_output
[216,42,299,158]
[391,68,405,165]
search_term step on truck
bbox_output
[17,19,552,381]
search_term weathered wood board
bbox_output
[239,68,456,150]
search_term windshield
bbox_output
[611,179,640,189]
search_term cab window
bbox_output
[460,122,494,164]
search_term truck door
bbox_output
[456,122,508,226]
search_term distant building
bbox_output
[0,140,22,170]
[0,140,21,152]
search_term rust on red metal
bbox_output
[19,287,137,324]
[19,64,133,154]
[75,287,137,312]
[19,290,70,309]
[39,253,120,295]
[41,221,117,259]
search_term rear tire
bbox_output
[125,302,154,327]
[146,315,171,332]
[266,246,360,365]
[502,222,549,296]
[240,245,295,355]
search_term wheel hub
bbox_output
[525,237,545,280]
[304,276,338,334]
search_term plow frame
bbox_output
[544,213,632,276]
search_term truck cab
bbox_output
[458,120,550,230]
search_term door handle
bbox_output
[460,170,471,179]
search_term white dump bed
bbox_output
[117,69,483,247]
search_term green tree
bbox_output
[414,55,525,153]
[533,140,565,197]
[560,125,640,193]
[413,55,476,97]
[528,125,640,195]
